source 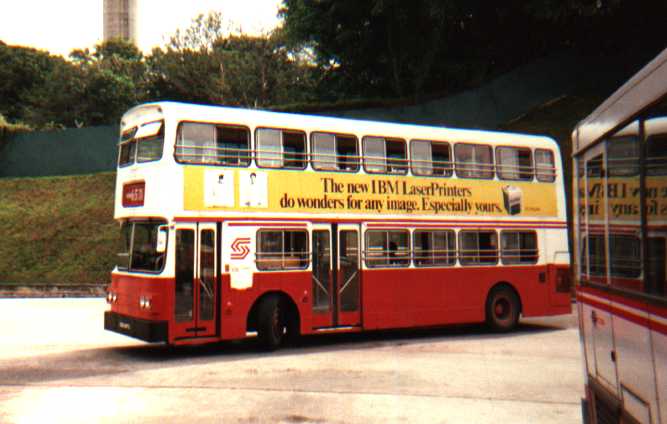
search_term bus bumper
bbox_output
[104,311,168,343]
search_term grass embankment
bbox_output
[0,172,118,285]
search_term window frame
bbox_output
[116,219,168,275]
[364,229,411,268]
[362,136,408,175]
[410,139,453,177]
[118,121,165,167]
[458,230,499,266]
[454,143,494,179]
[535,148,556,182]
[255,127,307,170]
[500,230,539,265]
[412,229,457,267]
[495,146,534,181]
[310,131,360,173]
[174,121,251,167]
[256,229,310,271]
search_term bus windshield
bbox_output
[118,120,165,166]
[116,221,167,273]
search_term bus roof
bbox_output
[572,47,667,155]
[122,101,558,150]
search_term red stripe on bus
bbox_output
[577,294,667,335]
[173,216,566,227]
[577,285,667,319]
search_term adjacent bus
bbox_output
[572,47,667,424]
[104,101,571,350]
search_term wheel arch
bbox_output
[487,281,523,315]
[246,290,301,334]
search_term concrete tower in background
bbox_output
[103,0,138,43]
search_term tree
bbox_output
[24,39,146,128]
[0,41,63,122]
[280,0,667,101]
[146,12,317,107]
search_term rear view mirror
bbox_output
[156,226,168,253]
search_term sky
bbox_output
[0,0,283,57]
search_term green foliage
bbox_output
[0,41,63,122]
[145,12,317,107]
[279,0,667,100]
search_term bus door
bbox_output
[173,223,218,339]
[580,143,619,392]
[311,224,361,328]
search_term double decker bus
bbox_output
[104,101,571,350]
[572,47,667,424]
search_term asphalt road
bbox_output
[0,299,583,423]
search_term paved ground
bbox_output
[0,299,584,423]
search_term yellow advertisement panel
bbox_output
[582,176,667,221]
[184,167,559,217]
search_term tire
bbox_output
[257,295,286,351]
[485,286,520,332]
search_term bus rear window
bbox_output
[535,149,556,182]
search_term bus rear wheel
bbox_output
[485,286,520,332]
[257,295,287,351]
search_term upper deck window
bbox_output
[496,147,533,181]
[535,149,556,182]
[175,122,250,166]
[118,121,164,167]
[256,128,306,169]
[363,136,407,174]
[454,143,494,179]
[647,133,667,176]
[410,140,453,177]
[311,132,359,172]
[607,136,640,177]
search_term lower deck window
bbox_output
[501,231,538,264]
[583,235,607,277]
[459,230,498,265]
[609,235,641,278]
[256,230,309,270]
[365,230,410,267]
[413,230,456,266]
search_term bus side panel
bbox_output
[652,318,667,424]
[218,273,247,341]
[361,268,450,330]
[613,305,658,424]
[219,271,312,340]
[361,266,563,331]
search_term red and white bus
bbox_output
[573,47,667,424]
[104,102,571,349]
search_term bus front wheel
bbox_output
[485,286,520,332]
[257,295,286,351]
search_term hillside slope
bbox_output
[0,173,117,285]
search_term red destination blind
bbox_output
[122,181,145,207]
